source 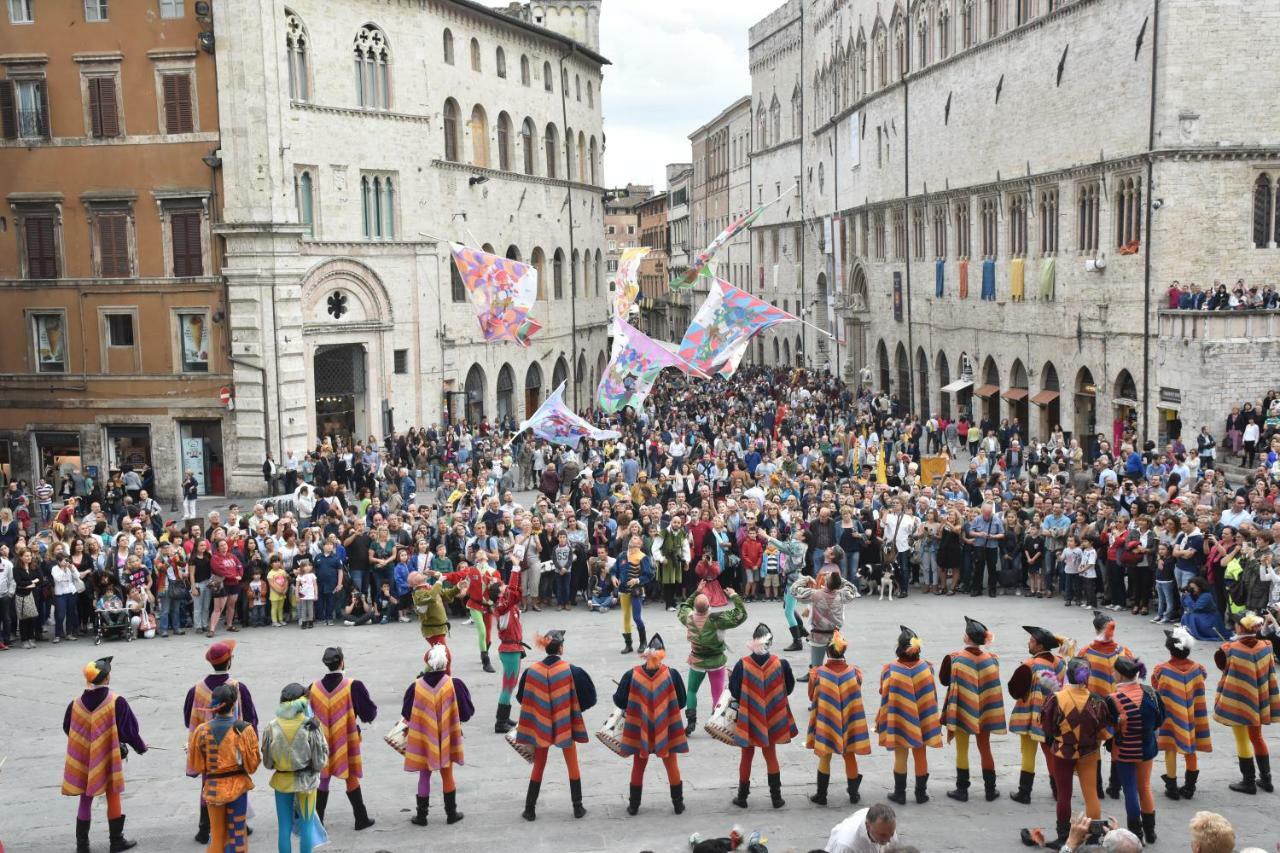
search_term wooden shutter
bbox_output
[98,213,130,277]
[163,73,193,134]
[36,79,50,138]
[24,216,58,280]
[0,81,16,140]
[170,210,203,277]
[88,77,119,138]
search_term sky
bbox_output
[599,0,783,190]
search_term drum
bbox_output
[703,694,740,747]
[505,730,534,764]
[594,708,627,757]
[384,719,409,755]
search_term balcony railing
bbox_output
[1159,309,1280,340]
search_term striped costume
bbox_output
[1213,638,1280,728]
[806,663,871,756]
[309,677,363,780]
[404,676,465,772]
[1009,654,1066,741]
[186,677,242,777]
[1081,640,1134,698]
[876,659,943,750]
[516,659,589,749]
[62,692,125,798]
[1151,659,1211,754]
[941,649,1007,735]
[619,664,688,758]
[734,654,798,748]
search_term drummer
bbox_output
[612,634,689,816]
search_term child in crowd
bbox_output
[1258,549,1280,607]
[1060,535,1083,607]
[379,580,400,624]
[393,546,413,622]
[1022,523,1045,598]
[267,557,289,627]
[247,568,267,628]
[1078,537,1098,609]
[295,561,317,629]
[762,538,781,602]
[739,525,764,602]
[1152,542,1178,624]
[431,542,453,575]
[343,588,377,626]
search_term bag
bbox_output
[207,575,225,595]
[16,593,37,620]
[882,514,905,564]
[74,573,86,594]
[169,582,192,602]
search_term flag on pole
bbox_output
[597,318,705,414]
[519,382,621,447]
[449,243,542,346]
[668,186,791,292]
[612,247,650,333]
[676,279,797,378]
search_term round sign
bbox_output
[219,386,233,406]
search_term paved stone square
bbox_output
[3,592,1277,853]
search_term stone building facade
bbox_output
[664,162,693,340]
[635,192,668,337]
[214,0,609,493]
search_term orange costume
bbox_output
[187,686,261,853]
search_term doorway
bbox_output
[36,432,82,483]
[106,426,153,491]
[314,343,367,446]
[525,362,543,418]
[179,420,225,496]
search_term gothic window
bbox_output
[1008,193,1027,257]
[1016,0,1033,25]
[496,47,507,78]
[961,0,976,48]
[1038,187,1059,255]
[1114,175,1142,247]
[894,25,906,79]
[470,38,481,72]
[520,54,530,86]
[916,15,929,70]
[442,98,459,162]
[938,9,950,60]
[912,207,926,260]
[980,196,998,258]
[1077,180,1100,253]
[893,208,906,260]
[285,10,309,101]
[792,84,802,136]
[933,204,948,258]
[543,61,552,91]
[955,199,971,259]
[757,104,768,149]
[770,95,781,142]
[521,117,535,174]
[986,0,1000,38]
[470,104,489,167]
[1252,173,1274,248]
[442,28,454,65]
[294,169,314,237]
[354,24,390,109]
[497,112,512,171]
[874,210,887,260]
[360,174,396,239]
[544,123,558,178]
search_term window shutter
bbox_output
[1,80,18,139]
[163,73,193,133]
[88,78,103,137]
[25,216,58,280]
[171,210,203,277]
[163,74,179,132]
[98,213,130,277]
[36,79,50,138]
[96,78,119,138]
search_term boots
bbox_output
[620,633,634,654]
[495,703,516,734]
[767,772,785,808]
[810,771,830,805]
[797,622,810,640]
[76,818,91,853]
[411,795,429,826]
[1010,770,1035,804]
[1179,769,1199,799]
[637,625,647,652]
[626,783,643,816]
[1105,760,1121,800]
[946,768,970,802]
[348,786,375,830]
[481,651,495,673]
[1161,773,1182,800]
[1141,812,1157,844]
[983,768,1001,801]
[846,774,862,804]
[443,790,463,824]
[915,773,930,804]
[784,625,803,651]
[315,790,329,824]
[108,815,137,852]
[685,708,697,733]
[1126,815,1143,838]
[569,778,587,818]
[1230,757,1258,794]
[797,666,810,683]
[887,771,908,805]
[1044,819,1071,851]
[671,782,685,814]
[731,781,750,808]
[195,804,211,844]
[1258,755,1274,793]
[521,780,541,821]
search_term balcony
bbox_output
[1159,309,1280,341]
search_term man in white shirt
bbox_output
[1219,494,1253,530]
[880,498,921,598]
[825,804,900,853]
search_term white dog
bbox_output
[877,565,896,601]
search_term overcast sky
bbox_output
[599,0,782,190]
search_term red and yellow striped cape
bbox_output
[61,692,125,797]
[404,676,465,772]
[1213,639,1280,728]
[806,662,871,756]
[309,677,363,780]
[942,648,1007,735]
[876,658,943,750]
[1151,658,1211,754]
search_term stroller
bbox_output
[94,603,134,645]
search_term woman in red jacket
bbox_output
[492,568,525,734]
[206,538,244,637]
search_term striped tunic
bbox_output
[805,662,871,756]
[941,648,1007,735]
[1112,681,1161,762]
[1081,640,1134,698]
[516,660,588,749]
[186,677,242,777]
[876,658,944,750]
[404,677,465,772]
[1212,638,1280,728]
[309,677,362,780]
[61,692,125,797]
[1151,658,1211,754]
[1008,654,1066,742]
[619,664,688,758]
[734,654,798,748]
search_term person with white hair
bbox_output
[401,642,474,827]
[823,802,899,853]
[1150,626,1211,801]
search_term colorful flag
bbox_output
[597,318,705,414]
[612,247,650,329]
[668,186,791,292]
[449,243,542,347]
[519,382,621,447]
[676,279,797,378]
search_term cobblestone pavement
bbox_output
[3,591,1277,853]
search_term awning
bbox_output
[1156,402,1180,411]
[1002,387,1029,402]
[941,379,973,394]
[1030,390,1060,406]
[1112,397,1139,408]
[973,383,999,398]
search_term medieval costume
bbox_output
[187,683,262,853]
[492,570,525,734]
[653,520,690,611]
[940,616,1007,802]
[444,558,501,673]
[613,633,689,815]
[1079,610,1133,800]
[515,629,597,821]
[1008,625,1071,805]
[804,631,870,807]
[676,588,747,730]
[876,625,944,805]
[728,623,797,809]
[260,683,329,853]
[614,540,654,654]
[767,532,809,651]
[1213,611,1280,794]
[184,640,258,845]
[789,570,859,680]
[402,644,475,826]
[1109,657,1165,844]
[1037,657,1115,850]
[410,570,462,652]
[1151,626,1211,801]
[62,656,145,853]
[309,646,377,830]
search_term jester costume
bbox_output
[515,630,597,821]
[612,633,689,815]
[940,617,1007,803]
[1212,611,1280,794]
[260,684,329,853]
[1151,626,1211,801]
[676,589,747,730]
[308,647,377,829]
[492,570,525,734]
[62,657,145,853]
[877,625,944,805]
[1008,625,1070,805]
[728,623,797,809]
[804,631,870,807]
[187,684,262,853]
[402,644,475,826]
[1039,657,1115,850]
[1079,610,1133,800]
[1109,657,1165,844]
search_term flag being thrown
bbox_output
[450,243,542,346]
[612,247,650,336]
[597,317,706,414]
[668,186,792,292]
[519,382,621,447]
[677,279,797,378]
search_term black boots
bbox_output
[784,625,803,651]
[570,778,587,818]
[1230,756,1258,794]
[1044,819,1071,851]
[810,770,830,805]
[627,783,643,815]
[108,815,137,852]
[76,818,91,853]
[411,795,429,826]
[315,790,329,824]
[685,708,697,733]
[671,782,685,814]
[887,771,908,804]
[1126,816,1143,839]
[348,786,375,830]
[732,781,750,808]
[443,790,463,824]
[195,804,211,844]
[522,780,540,821]
[637,625,647,652]
[797,666,810,683]
[846,774,862,804]
[946,767,970,802]
[620,633,634,654]
[1141,812,1157,844]
[495,702,516,734]
[1161,773,1182,800]
[914,773,930,804]
[1258,755,1274,792]
[767,772,784,808]
[481,651,495,673]
[1105,760,1121,800]
[1010,770,1034,804]
[983,768,1001,801]
[1180,769,1199,799]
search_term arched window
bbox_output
[571,249,580,297]
[361,175,393,239]
[876,340,890,392]
[469,105,489,167]
[1114,175,1142,248]
[496,46,507,78]
[442,98,459,162]
[770,95,781,144]
[986,0,1001,37]
[524,361,542,417]
[875,29,888,88]
[530,247,546,300]
[757,105,768,149]
[285,10,310,102]
[520,54,531,86]
[1252,173,1274,249]
[552,248,564,299]
[588,136,598,184]
[496,112,512,171]
[294,169,314,237]
[587,80,594,107]
[577,131,586,183]
[961,0,976,48]
[938,10,950,60]
[575,74,581,101]
[496,363,515,421]
[792,84,803,136]
[552,356,568,389]
[543,60,552,91]
[464,363,486,423]
[561,67,569,93]
[442,27,454,65]
[594,249,602,296]
[354,24,391,109]
[916,13,929,70]
[544,124,559,179]
[565,125,575,178]
[521,117,536,175]
[470,38,481,71]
